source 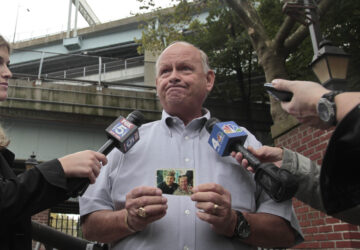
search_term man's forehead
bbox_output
[160,45,200,61]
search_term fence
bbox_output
[49,212,82,238]
[11,48,146,88]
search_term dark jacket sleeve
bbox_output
[320,104,360,214]
[0,155,84,224]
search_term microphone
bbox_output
[76,110,145,196]
[205,118,260,167]
[98,110,145,155]
[205,117,298,202]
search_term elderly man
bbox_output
[174,175,192,195]
[79,41,303,249]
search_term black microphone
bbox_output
[98,110,145,155]
[75,110,145,196]
[205,117,298,202]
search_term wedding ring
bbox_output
[137,207,147,218]
[213,204,219,214]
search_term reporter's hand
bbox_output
[272,79,331,128]
[125,186,168,232]
[191,183,236,237]
[59,150,107,183]
[231,146,283,172]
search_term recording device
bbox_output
[76,110,145,196]
[205,118,298,202]
[264,83,293,102]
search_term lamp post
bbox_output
[12,4,30,43]
[282,0,350,90]
[25,152,38,170]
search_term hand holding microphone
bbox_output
[76,110,145,196]
[205,118,298,202]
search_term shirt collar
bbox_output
[161,108,210,137]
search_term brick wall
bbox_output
[275,124,360,249]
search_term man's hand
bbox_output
[191,183,236,237]
[126,186,168,232]
[231,146,283,172]
[59,150,107,184]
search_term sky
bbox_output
[0,0,174,43]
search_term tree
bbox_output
[135,0,359,135]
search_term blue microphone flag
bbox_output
[208,121,248,156]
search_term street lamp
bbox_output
[282,0,350,90]
[25,152,38,170]
[12,4,30,43]
[310,40,350,89]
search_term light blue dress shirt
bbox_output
[80,110,303,250]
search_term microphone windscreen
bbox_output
[126,110,145,127]
[205,117,220,133]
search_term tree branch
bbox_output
[273,16,296,49]
[284,0,336,52]
[224,0,269,51]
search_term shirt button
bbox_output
[184,136,189,140]
[184,246,189,250]
[185,209,190,215]
[184,158,190,162]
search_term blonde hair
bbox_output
[0,35,10,148]
[0,125,10,149]
[0,35,11,53]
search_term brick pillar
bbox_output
[275,124,360,248]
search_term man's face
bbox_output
[155,43,214,121]
[0,46,12,102]
[179,177,188,190]
[165,175,175,186]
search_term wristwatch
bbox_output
[233,210,251,239]
[316,91,342,127]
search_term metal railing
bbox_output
[45,56,144,79]
[11,48,145,89]
[32,221,108,250]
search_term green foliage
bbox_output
[134,0,360,98]
[257,0,287,37]
[135,0,198,54]
[135,0,267,103]
[321,0,360,90]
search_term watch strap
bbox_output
[322,90,342,102]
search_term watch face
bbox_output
[234,211,251,239]
[317,98,336,124]
[236,221,251,238]
[318,102,331,122]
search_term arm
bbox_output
[81,209,133,243]
[334,92,360,123]
[232,146,325,212]
[241,211,295,248]
[191,183,296,248]
[0,150,107,222]
[271,79,360,128]
[82,186,168,243]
